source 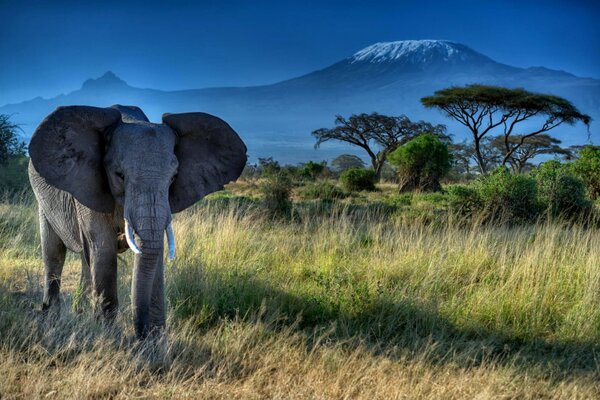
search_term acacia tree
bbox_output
[421,85,591,174]
[450,137,502,174]
[312,113,447,180]
[489,134,571,173]
[330,154,365,173]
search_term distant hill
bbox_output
[2,40,598,163]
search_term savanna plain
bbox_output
[1,182,600,399]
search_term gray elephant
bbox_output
[28,105,247,338]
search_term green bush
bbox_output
[447,168,539,223]
[0,156,30,193]
[260,173,293,217]
[447,185,482,217]
[532,160,592,218]
[298,181,347,201]
[476,167,539,223]
[298,161,327,181]
[571,145,600,200]
[387,134,452,192]
[258,157,281,178]
[339,168,376,192]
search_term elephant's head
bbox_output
[29,105,247,337]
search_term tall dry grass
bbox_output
[1,196,599,399]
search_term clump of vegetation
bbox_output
[0,114,29,193]
[259,172,293,217]
[257,156,282,177]
[448,167,541,223]
[476,167,540,223]
[532,160,592,218]
[571,145,600,200]
[298,161,327,181]
[447,185,482,218]
[297,181,347,201]
[339,167,376,191]
[388,133,451,192]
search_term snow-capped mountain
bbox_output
[2,40,598,162]
[349,40,492,65]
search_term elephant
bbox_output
[28,104,247,339]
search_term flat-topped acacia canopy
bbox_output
[421,84,591,173]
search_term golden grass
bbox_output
[1,195,599,399]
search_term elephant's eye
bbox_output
[115,172,125,181]
[169,174,177,184]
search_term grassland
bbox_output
[1,184,599,399]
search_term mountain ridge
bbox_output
[2,40,598,162]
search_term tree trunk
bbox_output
[373,161,384,181]
[474,138,487,174]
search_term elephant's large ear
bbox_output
[162,112,247,213]
[29,106,122,213]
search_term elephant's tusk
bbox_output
[125,220,142,255]
[166,222,175,261]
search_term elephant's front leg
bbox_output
[77,206,119,321]
[40,212,67,316]
[89,247,119,320]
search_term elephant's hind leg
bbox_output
[39,211,67,315]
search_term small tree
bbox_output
[313,113,447,180]
[388,134,452,192]
[0,114,26,165]
[422,85,591,174]
[489,134,571,173]
[330,154,365,173]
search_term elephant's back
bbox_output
[28,161,84,253]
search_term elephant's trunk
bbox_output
[131,237,164,339]
[127,193,170,339]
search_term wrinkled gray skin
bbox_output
[28,105,247,338]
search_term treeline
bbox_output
[239,84,596,223]
[1,83,596,225]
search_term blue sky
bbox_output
[1,0,598,105]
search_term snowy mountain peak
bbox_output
[350,40,486,64]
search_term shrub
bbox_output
[298,181,347,201]
[532,160,592,218]
[0,155,30,193]
[298,161,327,181]
[387,134,451,192]
[339,168,376,191]
[476,167,539,223]
[571,145,600,200]
[258,157,281,177]
[260,173,292,217]
[447,185,482,217]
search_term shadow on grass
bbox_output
[2,263,598,383]
[169,267,600,380]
